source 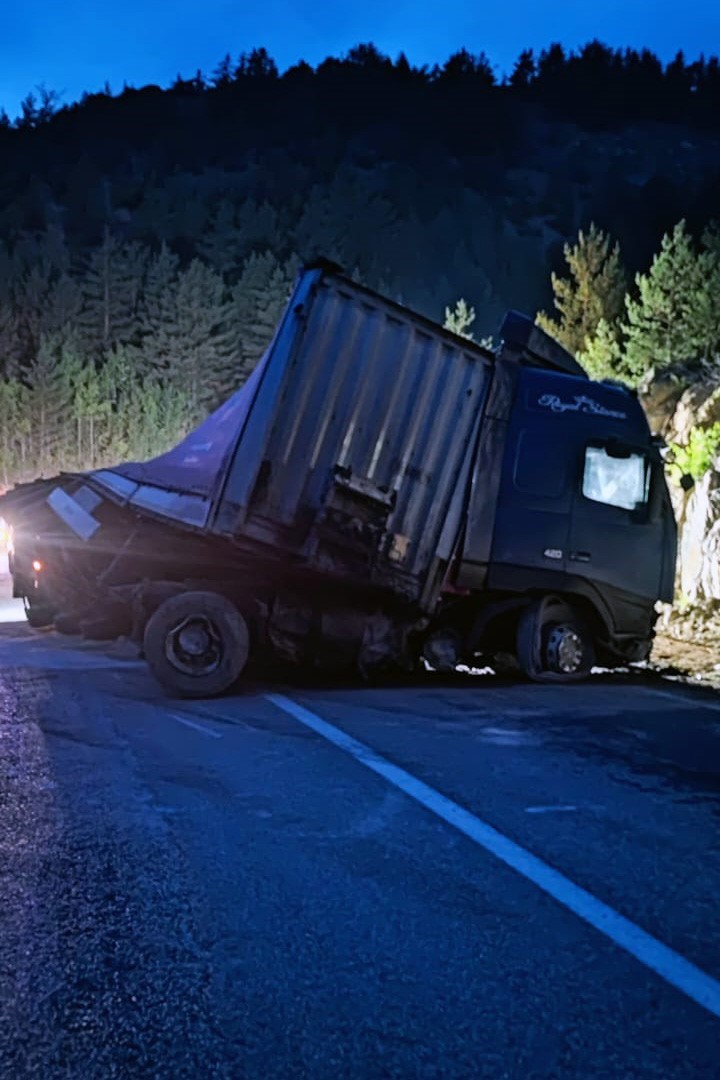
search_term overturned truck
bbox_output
[1,263,677,696]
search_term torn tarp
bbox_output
[90,354,269,526]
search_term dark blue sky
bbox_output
[3,0,718,118]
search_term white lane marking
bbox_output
[641,686,720,712]
[170,713,223,739]
[525,805,579,814]
[267,692,720,1021]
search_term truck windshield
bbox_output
[582,445,649,511]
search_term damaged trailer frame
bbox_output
[0,261,677,696]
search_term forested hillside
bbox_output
[1,41,720,486]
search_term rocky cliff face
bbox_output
[640,369,720,662]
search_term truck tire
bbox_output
[143,591,250,698]
[23,599,55,629]
[516,597,594,683]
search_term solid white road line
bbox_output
[170,713,223,739]
[641,685,720,711]
[267,692,720,1021]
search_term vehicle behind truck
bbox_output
[0,262,677,696]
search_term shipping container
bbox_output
[93,265,494,610]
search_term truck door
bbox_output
[568,440,664,601]
[490,409,573,575]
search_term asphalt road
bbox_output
[1,591,720,1078]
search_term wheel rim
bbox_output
[165,615,223,677]
[545,624,584,674]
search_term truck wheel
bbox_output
[23,598,55,629]
[143,591,250,698]
[516,597,594,682]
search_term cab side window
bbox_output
[513,430,567,497]
[582,445,649,511]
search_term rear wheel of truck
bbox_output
[144,591,250,698]
[516,597,594,682]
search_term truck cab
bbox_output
[487,368,675,663]
[449,317,677,679]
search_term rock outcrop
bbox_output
[640,366,720,611]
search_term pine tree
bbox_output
[24,334,73,475]
[0,379,30,487]
[0,300,23,379]
[537,223,626,355]
[18,92,39,129]
[137,259,239,416]
[78,230,149,355]
[510,49,536,89]
[293,183,349,265]
[212,54,233,88]
[234,200,281,261]
[40,273,83,350]
[233,251,297,376]
[135,243,181,373]
[96,345,143,463]
[695,226,720,361]
[235,48,278,81]
[444,299,476,339]
[622,220,718,376]
[121,378,193,463]
[578,318,624,381]
[197,201,245,275]
[7,228,80,372]
[198,199,281,280]
[65,354,109,469]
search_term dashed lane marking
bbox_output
[170,713,223,739]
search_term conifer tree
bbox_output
[24,335,73,475]
[444,299,476,339]
[510,49,536,89]
[78,230,148,354]
[212,54,233,88]
[0,300,22,379]
[622,220,719,375]
[134,243,181,374]
[233,251,297,375]
[537,224,626,355]
[198,201,245,276]
[65,354,108,468]
[138,259,238,416]
[578,318,624,381]
[0,379,30,486]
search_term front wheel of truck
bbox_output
[144,590,250,698]
[23,597,56,629]
[516,597,595,682]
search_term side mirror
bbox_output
[680,473,695,492]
